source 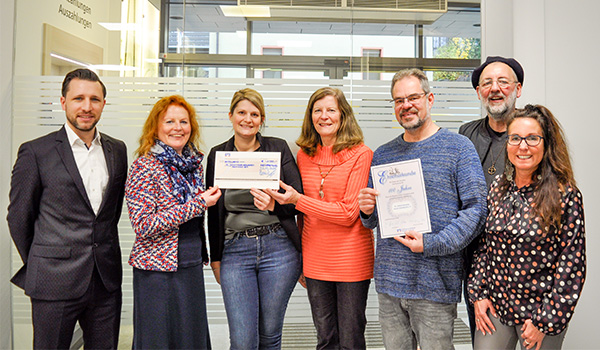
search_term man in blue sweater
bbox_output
[358,68,487,349]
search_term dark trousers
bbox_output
[465,282,476,346]
[31,268,122,350]
[306,277,370,350]
[464,235,480,347]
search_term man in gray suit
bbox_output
[7,68,128,349]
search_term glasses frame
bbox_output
[479,79,517,91]
[389,92,428,106]
[506,134,544,147]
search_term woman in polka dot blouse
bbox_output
[468,104,586,350]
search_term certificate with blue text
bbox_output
[371,159,431,238]
[214,151,280,189]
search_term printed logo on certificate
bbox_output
[214,151,280,189]
[370,159,431,238]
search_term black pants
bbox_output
[31,268,122,350]
[306,277,371,350]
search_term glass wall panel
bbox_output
[11,0,481,347]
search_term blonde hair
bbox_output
[229,88,266,129]
[135,95,201,157]
[296,87,364,156]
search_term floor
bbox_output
[117,318,474,349]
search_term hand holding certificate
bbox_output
[370,159,431,238]
[214,151,280,189]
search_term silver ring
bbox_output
[524,340,530,346]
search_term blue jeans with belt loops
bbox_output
[220,227,302,350]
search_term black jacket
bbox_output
[206,133,303,262]
[459,116,507,188]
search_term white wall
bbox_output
[13,0,121,76]
[482,0,600,348]
[1,0,15,348]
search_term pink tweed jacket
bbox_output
[126,154,207,271]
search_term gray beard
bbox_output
[487,107,512,123]
[484,88,518,123]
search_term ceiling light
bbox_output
[88,64,137,72]
[99,22,137,31]
[50,53,89,67]
[220,5,271,17]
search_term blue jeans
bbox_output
[305,277,370,350]
[378,293,457,350]
[220,227,302,350]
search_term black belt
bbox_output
[237,223,282,238]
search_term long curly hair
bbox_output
[135,95,201,157]
[296,87,364,156]
[498,104,575,229]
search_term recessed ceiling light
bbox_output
[220,5,270,17]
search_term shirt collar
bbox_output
[64,123,102,147]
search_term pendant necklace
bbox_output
[487,147,502,175]
[317,164,336,198]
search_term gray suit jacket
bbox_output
[7,126,128,301]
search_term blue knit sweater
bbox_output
[362,128,487,303]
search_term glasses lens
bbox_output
[480,79,513,90]
[526,135,541,146]
[508,135,521,145]
[508,135,542,146]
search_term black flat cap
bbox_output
[471,56,524,89]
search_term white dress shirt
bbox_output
[64,124,109,215]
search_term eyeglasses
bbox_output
[389,92,427,106]
[507,134,544,146]
[479,79,517,90]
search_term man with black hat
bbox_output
[459,56,524,345]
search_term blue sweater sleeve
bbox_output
[422,141,488,257]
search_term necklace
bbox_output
[487,147,502,175]
[317,164,336,198]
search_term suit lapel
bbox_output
[55,127,94,211]
[97,134,115,214]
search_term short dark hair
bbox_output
[390,68,431,96]
[61,68,107,98]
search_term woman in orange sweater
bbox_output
[268,87,374,349]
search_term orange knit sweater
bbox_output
[296,143,374,282]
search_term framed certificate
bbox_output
[370,159,431,238]
[214,151,280,189]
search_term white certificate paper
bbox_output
[214,151,280,189]
[370,159,431,238]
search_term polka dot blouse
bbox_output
[468,179,586,336]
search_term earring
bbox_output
[505,163,514,182]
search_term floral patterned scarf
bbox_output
[151,139,204,204]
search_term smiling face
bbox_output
[392,76,433,131]
[477,62,522,121]
[60,78,106,138]
[229,99,263,139]
[157,104,191,155]
[311,95,341,146]
[507,117,544,177]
